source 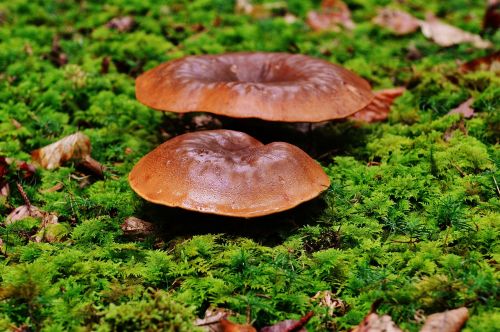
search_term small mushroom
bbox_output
[136,52,374,123]
[129,130,330,218]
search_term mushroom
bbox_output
[128,130,330,218]
[136,52,374,122]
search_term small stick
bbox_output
[285,311,314,332]
[77,155,105,178]
[451,161,467,177]
[16,182,31,210]
[493,175,500,197]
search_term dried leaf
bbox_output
[312,291,347,316]
[121,216,155,237]
[0,237,4,255]
[420,307,468,332]
[443,118,467,142]
[235,0,286,19]
[195,307,233,331]
[447,98,475,119]
[351,313,403,332]
[349,87,406,123]
[260,312,313,332]
[5,205,44,225]
[483,0,500,31]
[306,0,355,32]
[49,35,68,67]
[31,132,91,170]
[459,51,500,74]
[420,14,492,49]
[107,16,135,32]
[220,319,256,332]
[33,214,62,243]
[373,8,420,35]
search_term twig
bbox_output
[77,155,105,178]
[285,311,314,332]
[451,161,467,177]
[16,182,31,210]
[493,175,500,197]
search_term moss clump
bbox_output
[0,0,499,331]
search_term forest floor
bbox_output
[0,0,499,331]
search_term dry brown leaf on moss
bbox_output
[31,132,105,177]
[260,312,313,332]
[459,51,500,74]
[235,0,287,20]
[121,216,156,237]
[372,8,420,35]
[106,16,135,32]
[351,313,403,332]
[349,87,406,123]
[447,98,475,119]
[483,0,500,31]
[306,0,355,32]
[420,14,492,49]
[195,307,256,332]
[32,132,91,170]
[420,307,468,332]
[311,291,347,316]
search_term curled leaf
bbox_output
[106,16,135,32]
[121,216,155,237]
[447,98,475,119]
[373,8,420,35]
[483,0,500,32]
[5,205,44,225]
[420,14,492,49]
[351,313,402,332]
[420,307,468,332]
[306,0,355,32]
[349,87,406,123]
[312,291,347,316]
[32,132,91,170]
[459,51,500,74]
[260,312,313,332]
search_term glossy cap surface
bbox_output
[136,52,374,122]
[129,130,330,217]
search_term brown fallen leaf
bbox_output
[484,0,500,32]
[49,35,68,67]
[5,205,44,225]
[31,132,105,177]
[106,16,135,32]
[220,319,256,332]
[235,0,287,20]
[372,8,420,35]
[312,291,347,316]
[459,51,500,74]
[351,313,403,332]
[306,0,355,32]
[260,312,313,332]
[420,307,468,332]
[420,14,492,49]
[195,307,234,332]
[121,216,156,237]
[443,117,467,143]
[349,87,406,123]
[32,132,91,170]
[447,98,475,119]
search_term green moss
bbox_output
[0,0,499,330]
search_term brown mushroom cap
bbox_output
[129,130,330,217]
[136,52,374,122]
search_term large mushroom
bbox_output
[136,52,374,122]
[129,130,330,218]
